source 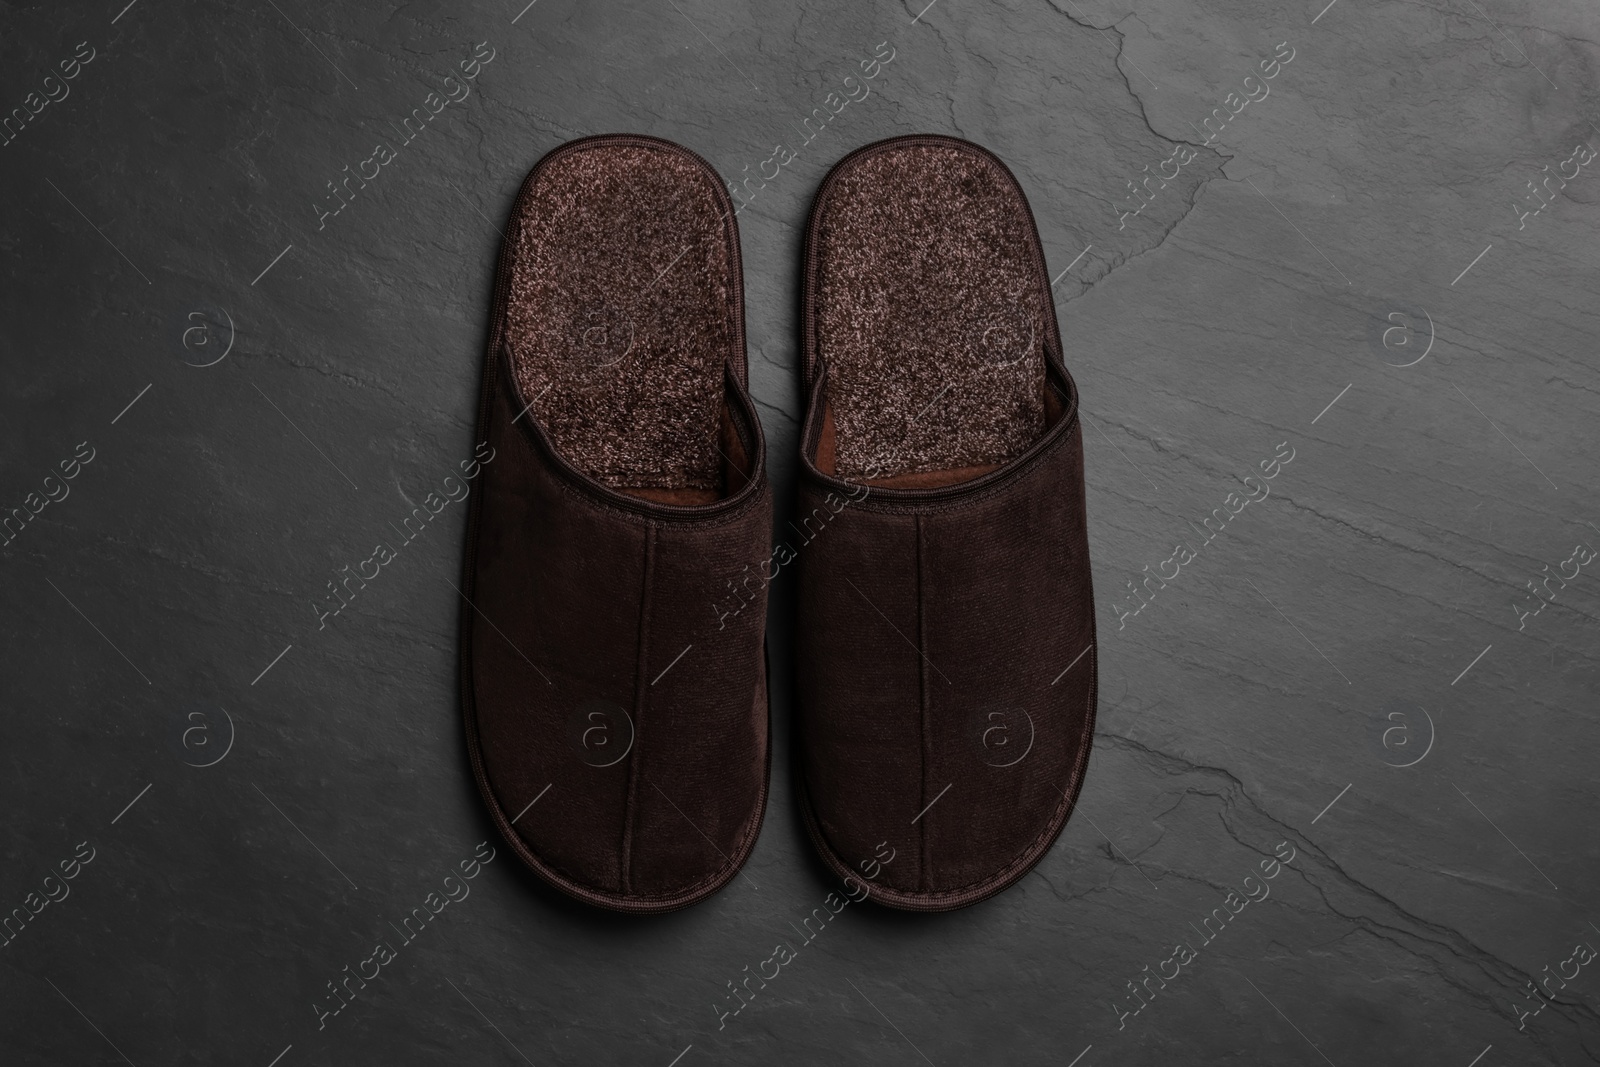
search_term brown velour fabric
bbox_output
[794,135,1097,912]
[461,135,771,913]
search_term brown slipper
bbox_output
[461,135,771,913]
[794,135,1097,911]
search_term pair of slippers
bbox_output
[460,134,1097,914]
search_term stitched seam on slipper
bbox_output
[808,654,1095,903]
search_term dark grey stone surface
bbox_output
[3,0,1598,1063]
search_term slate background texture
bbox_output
[3,0,1599,1063]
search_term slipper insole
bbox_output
[813,142,1047,484]
[505,141,735,502]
